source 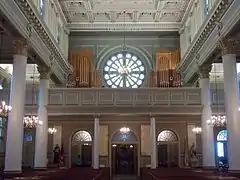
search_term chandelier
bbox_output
[120,127,130,134]
[0,101,12,117]
[206,63,226,127]
[207,115,226,127]
[24,116,43,128]
[48,127,57,134]
[192,126,202,134]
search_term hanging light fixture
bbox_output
[120,127,130,134]
[48,127,57,134]
[24,63,42,128]
[192,126,202,134]
[0,101,12,118]
[206,63,226,127]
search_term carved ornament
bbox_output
[37,66,51,79]
[218,38,235,56]
[13,39,28,56]
[199,63,212,79]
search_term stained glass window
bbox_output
[103,52,145,88]
[72,130,92,145]
[157,130,178,142]
[217,130,227,141]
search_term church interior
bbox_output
[0,0,240,179]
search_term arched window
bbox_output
[72,130,92,145]
[103,52,145,88]
[112,131,138,142]
[204,0,209,15]
[39,0,45,16]
[217,130,227,141]
[157,130,178,142]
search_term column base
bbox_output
[203,166,216,170]
[33,167,47,171]
[4,170,22,179]
[4,170,22,174]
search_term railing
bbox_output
[0,88,227,106]
[48,88,201,107]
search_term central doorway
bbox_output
[111,127,138,175]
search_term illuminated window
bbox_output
[217,142,224,157]
[39,0,45,16]
[204,0,209,15]
[72,130,92,145]
[157,130,178,142]
[103,52,145,88]
[217,130,227,141]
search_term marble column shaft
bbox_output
[93,117,100,169]
[150,117,157,169]
[199,65,215,167]
[34,66,50,169]
[221,38,240,170]
[4,40,28,173]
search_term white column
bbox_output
[4,40,28,173]
[34,67,50,169]
[93,116,100,169]
[221,39,240,170]
[150,116,157,169]
[199,64,215,168]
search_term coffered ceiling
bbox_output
[59,0,191,31]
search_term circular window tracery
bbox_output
[157,130,178,142]
[72,130,92,145]
[103,52,145,88]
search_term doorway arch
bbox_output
[216,129,228,165]
[157,129,179,167]
[110,127,139,176]
[70,130,92,167]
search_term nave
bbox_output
[2,167,240,180]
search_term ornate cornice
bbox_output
[67,22,180,32]
[14,0,72,74]
[176,0,232,73]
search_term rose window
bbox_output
[103,53,145,88]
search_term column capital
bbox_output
[37,66,51,80]
[218,38,236,56]
[13,39,28,56]
[199,64,212,79]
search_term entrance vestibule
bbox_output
[216,129,228,166]
[110,127,138,175]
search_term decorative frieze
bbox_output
[13,39,28,56]
[177,0,232,74]
[199,64,212,79]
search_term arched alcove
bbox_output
[70,130,92,167]
[157,130,179,167]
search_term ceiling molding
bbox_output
[67,22,180,32]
